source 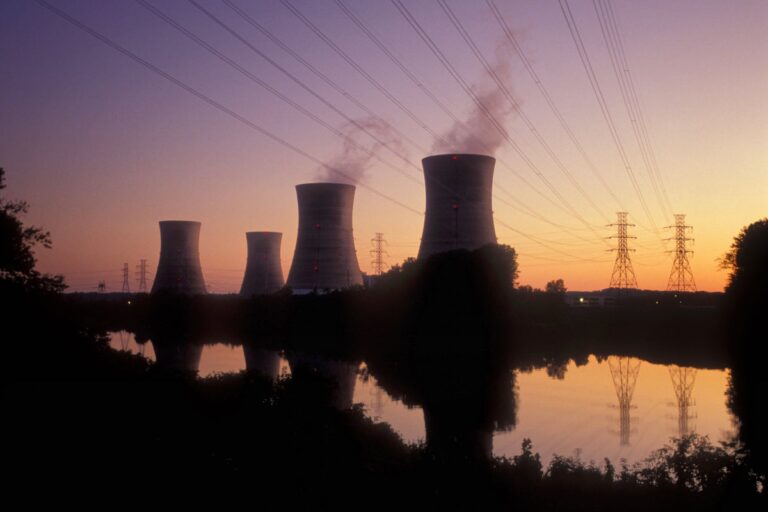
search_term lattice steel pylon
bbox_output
[669,365,696,436]
[665,214,696,292]
[136,259,149,293]
[121,262,131,293]
[608,212,638,289]
[608,356,641,446]
[370,232,388,276]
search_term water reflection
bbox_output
[669,366,697,436]
[106,332,733,466]
[607,356,641,446]
[286,351,358,410]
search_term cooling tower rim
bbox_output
[422,153,495,164]
[295,182,356,191]
[245,231,282,236]
[158,220,202,226]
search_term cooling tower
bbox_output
[286,183,363,293]
[418,154,497,259]
[240,231,285,296]
[151,220,207,295]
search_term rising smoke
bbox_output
[432,41,517,155]
[317,117,406,185]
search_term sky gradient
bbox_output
[2,0,766,292]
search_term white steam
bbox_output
[317,117,406,184]
[432,41,517,155]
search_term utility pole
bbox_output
[136,259,148,293]
[608,212,638,289]
[121,262,131,293]
[665,214,696,292]
[370,232,388,276]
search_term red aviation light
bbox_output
[313,265,319,272]
[452,203,460,210]
[314,223,321,229]
[451,155,459,160]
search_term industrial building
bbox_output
[286,183,363,293]
[151,220,207,295]
[418,154,497,259]
[240,231,285,296]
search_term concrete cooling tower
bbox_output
[240,231,285,296]
[286,183,363,293]
[151,220,207,294]
[417,154,497,260]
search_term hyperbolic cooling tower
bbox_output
[240,231,285,296]
[418,154,497,259]
[151,220,207,294]
[286,183,363,293]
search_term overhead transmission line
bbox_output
[390,0,610,246]
[557,0,663,243]
[485,0,626,212]
[592,0,674,220]
[32,0,603,265]
[207,0,593,239]
[31,0,419,215]
[437,0,610,225]
[330,0,571,218]
[329,0,601,242]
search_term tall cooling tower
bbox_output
[418,154,497,259]
[240,231,284,296]
[151,220,207,294]
[286,183,363,293]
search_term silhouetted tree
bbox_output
[545,279,567,295]
[0,167,64,293]
[721,218,768,478]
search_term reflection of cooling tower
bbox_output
[243,345,281,380]
[418,154,497,259]
[286,183,363,292]
[150,340,203,373]
[240,232,284,296]
[287,352,357,409]
[151,221,206,294]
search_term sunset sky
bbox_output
[1,0,766,292]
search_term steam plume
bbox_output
[432,42,517,155]
[318,117,406,184]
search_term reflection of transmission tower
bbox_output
[121,263,131,293]
[136,259,148,293]
[608,212,638,289]
[608,356,641,446]
[665,214,696,292]
[370,233,388,276]
[669,366,697,436]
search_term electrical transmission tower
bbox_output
[665,214,696,292]
[136,259,149,293]
[669,366,697,436]
[121,263,131,293]
[608,356,641,446]
[608,212,638,289]
[97,280,107,293]
[370,233,388,276]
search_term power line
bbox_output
[32,0,421,217]
[592,0,672,222]
[33,0,598,267]
[485,0,626,212]
[557,0,662,242]
[390,0,611,246]
[437,0,610,224]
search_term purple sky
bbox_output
[2,0,766,291]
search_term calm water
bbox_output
[108,331,734,466]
